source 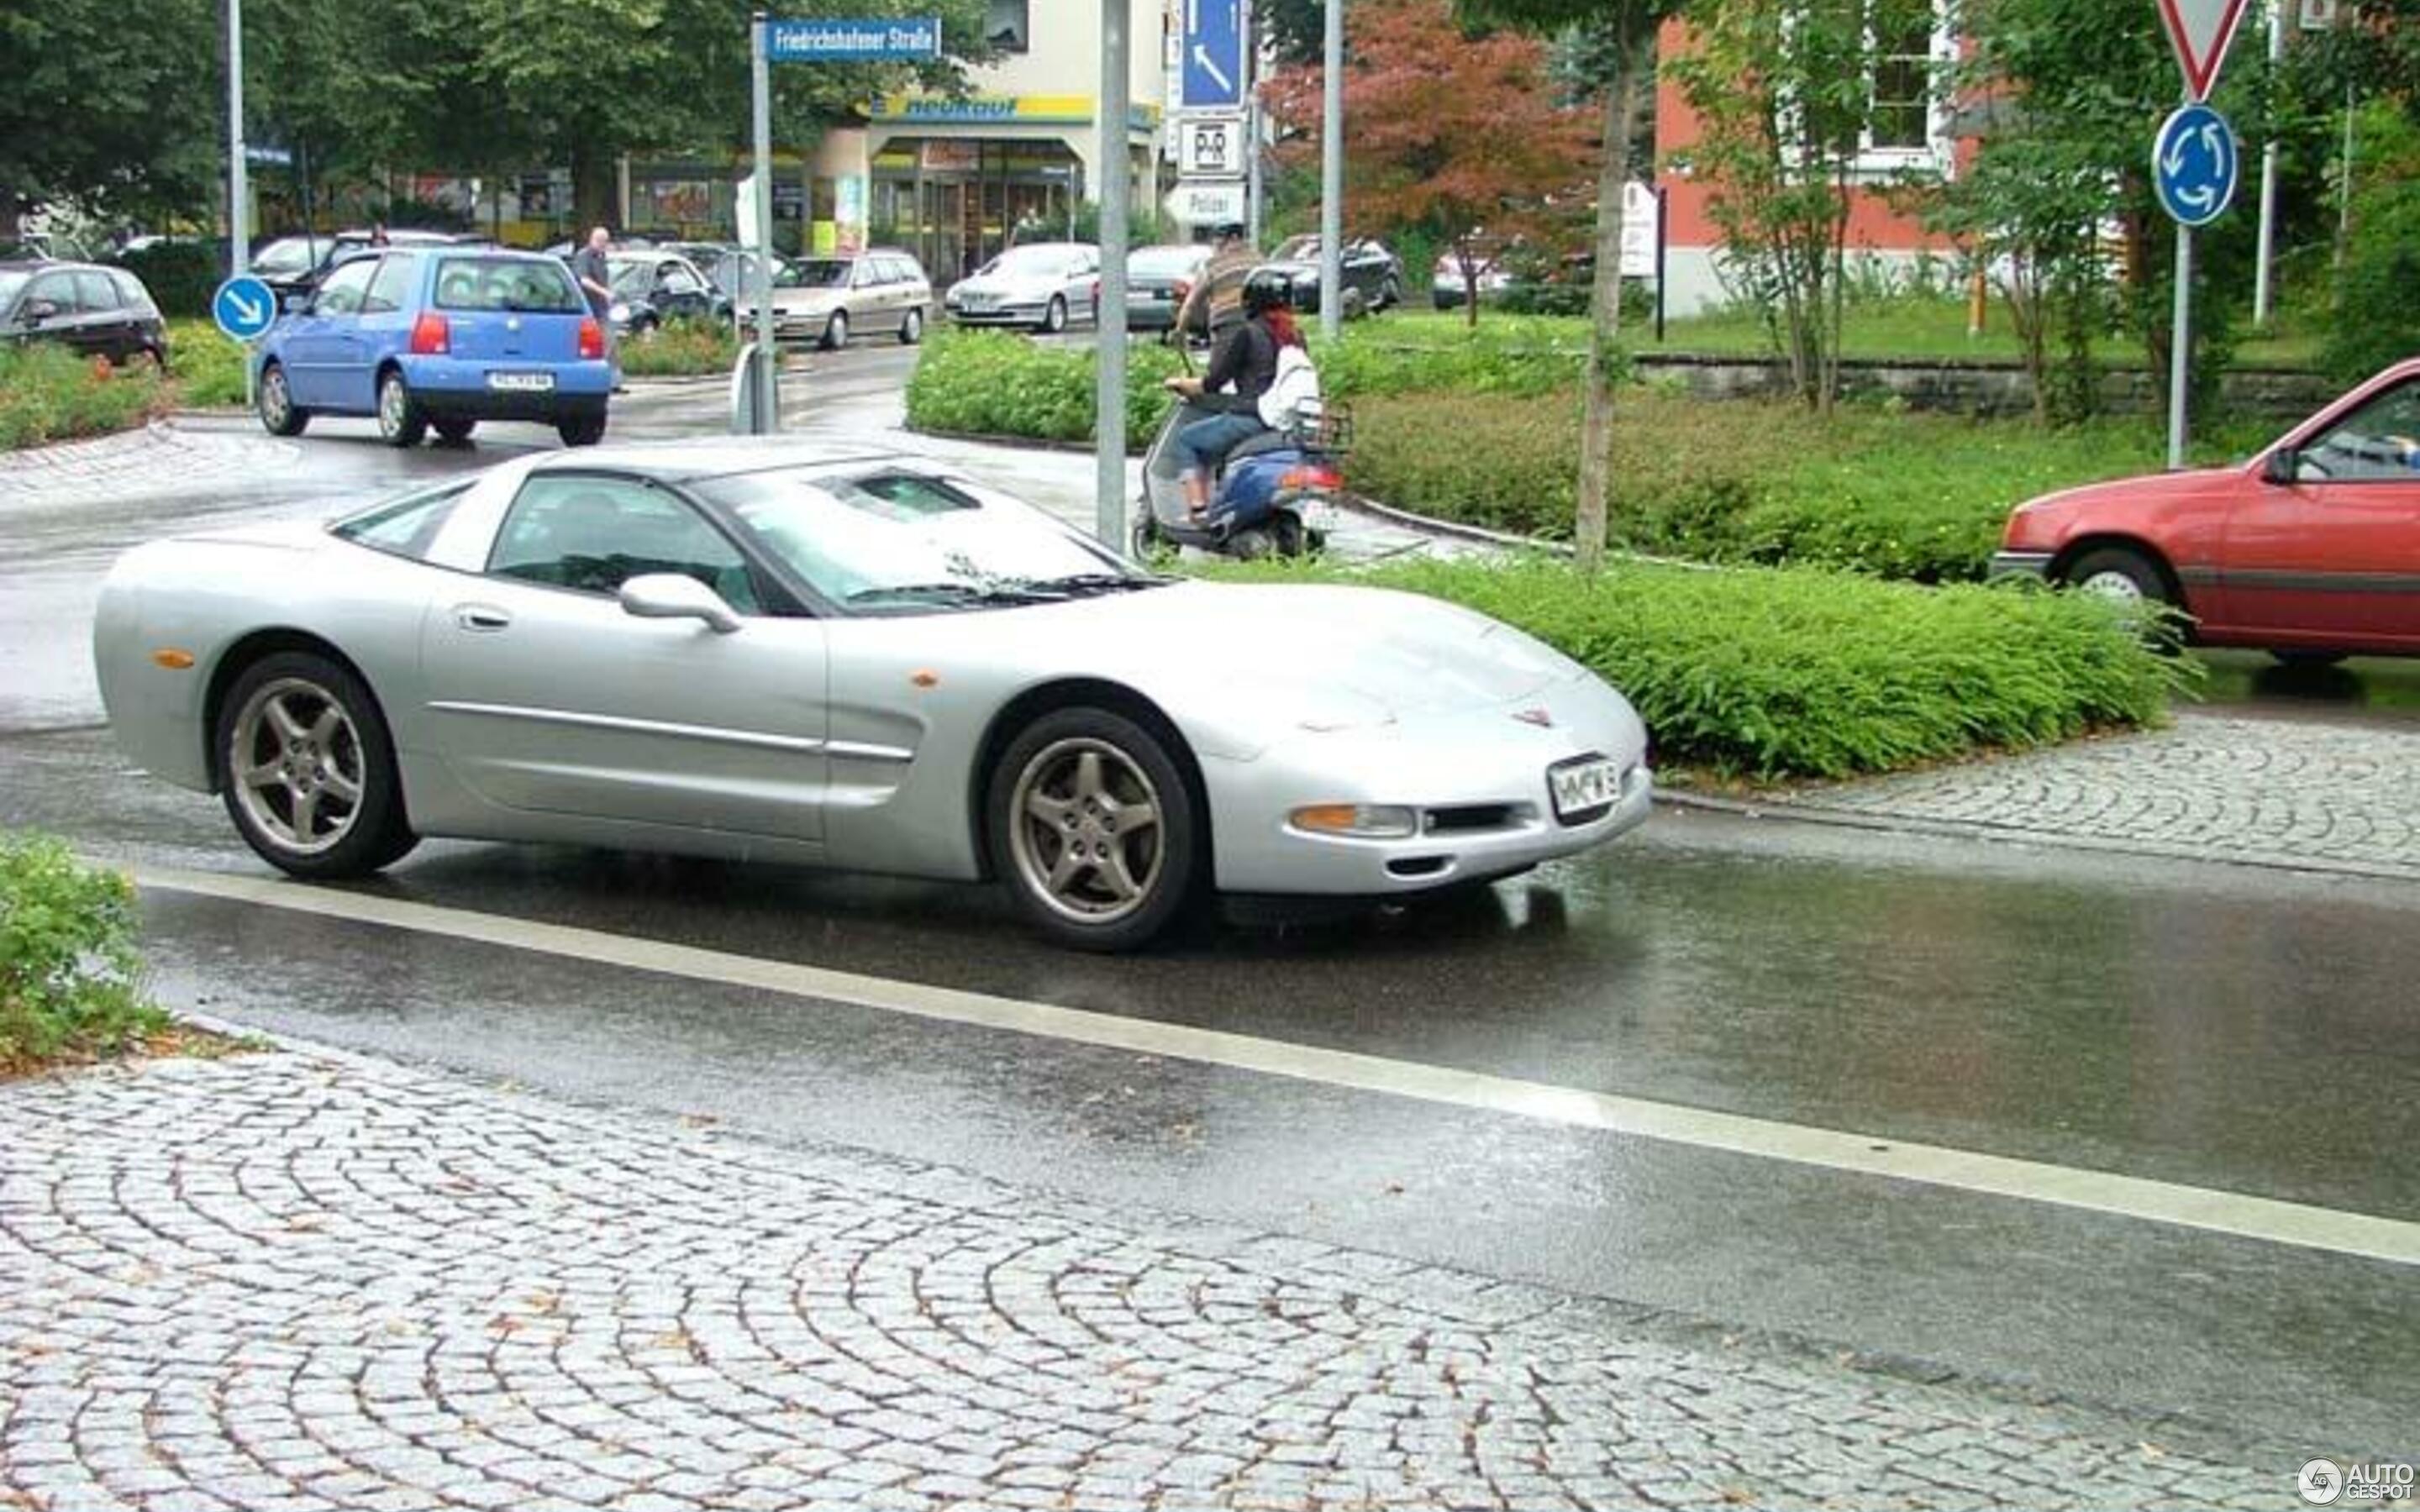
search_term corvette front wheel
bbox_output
[988,707,1199,951]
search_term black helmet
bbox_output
[1213,222,1248,241]
[1242,274,1289,315]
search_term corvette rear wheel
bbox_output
[989,708,1198,951]
[217,652,416,879]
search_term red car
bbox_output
[1992,359,2420,661]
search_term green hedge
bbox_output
[1313,314,1602,400]
[1,832,168,1073]
[1194,555,2186,780]
[113,241,221,319]
[620,318,743,378]
[906,327,1184,450]
[167,319,249,408]
[1349,389,2258,583]
[0,343,170,449]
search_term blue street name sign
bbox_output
[2154,102,2238,228]
[211,275,278,343]
[765,15,941,60]
[1181,0,1244,108]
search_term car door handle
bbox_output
[454,604,512,633]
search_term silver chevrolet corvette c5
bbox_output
[92,439,1655,950]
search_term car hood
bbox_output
[763,286,842,312]
[1260,260,1321,279]
[952,273,1059,299]
[2012,464,2246,521]
[1007,580,1581,732]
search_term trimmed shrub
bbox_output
[0,343,170,449]
[906,327,1184,451]
[168,320,250,408]
[1350,388,2260,582]
[1313,313,1602,399]
[1,832,169,1074]
[619,318,743,378]
[1193,555,2187,780]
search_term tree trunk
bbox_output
[1575,18,1650,573]
[571,145,617,234]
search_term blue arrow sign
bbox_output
[765,15,940,60]
[211,275,278,343]
[2153,102,2238,228]
[1181,0,1244,108]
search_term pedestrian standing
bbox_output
[571,225,624,392]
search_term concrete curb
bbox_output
[1653,785,2420,885]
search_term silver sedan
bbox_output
[93,442,1653,950]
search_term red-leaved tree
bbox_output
[1263,0,1598,327]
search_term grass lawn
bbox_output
[1377,299,2323,370]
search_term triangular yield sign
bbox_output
[2156,0,2254,100]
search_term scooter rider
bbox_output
[1162,279,1296,518]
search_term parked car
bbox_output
[695,247,791,308]
[1252,235,1403,318]
[736,249,931,349]
[1126,244,1211,332]
[0,259,169,368]
[250,246,611,449]
[250,229,484,301]
[944,242,1099,333]
[1991,358,2420,661]
[92,441,1654,951]
[1432,251,1513,310]
[606,250,729,336]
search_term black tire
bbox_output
[1042,296,1067,334]
[1130,512,1162,559]
[2270,648,2347,668]
[215,651,417,879]
[375,368,427,447]
[899,307,924,345]
[432,417,477,444]
[986,706,1201,952]
[557,413,607,447]
[1378,276,1402,311]
[1270,512,1306,559]
[1228,527,1275,561]
[822,309,849,350]
[257,362,308,437]
[2060,544,2184,646]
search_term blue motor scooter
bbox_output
[1130,340,1349,560]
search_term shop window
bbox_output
[986,0,1028,51]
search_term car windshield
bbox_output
[1272,235,1321,260]
[432,257,583,313]
[1129,247,1206,278]
[777,259,852,290]
[982,246,1072,278]
[250,237,323,275]
[697,466,1153,612]
[608,260,655,294]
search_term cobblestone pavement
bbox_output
[0,425,307,512]
[1,1053,2290,1512]
[1743,713,2419,882]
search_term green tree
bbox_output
[1455,0,1684,569]
[0,0,220,238]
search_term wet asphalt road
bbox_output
[5,344,2417,1456]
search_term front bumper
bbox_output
[1987,550,2054,581]
[947,303,1050,326]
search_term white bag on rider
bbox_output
[1258,344,1321,430]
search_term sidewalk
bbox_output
[0,1043,2287,1512]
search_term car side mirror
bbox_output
[2262,448,2298,486]
[618,572,742,633]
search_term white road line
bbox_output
[128,861,2420,1269]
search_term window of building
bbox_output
[1855,0,1953,171]
[986,0,1028,51]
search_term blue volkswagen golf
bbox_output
[253,247,611,447]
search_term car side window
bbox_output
[108,269,155,310]
[2307,381,2420,484]
[313,258,377,317]
[24,272,75,316]
[487,475,761,613]
[360,255,420,315]
[332,480,473,561]
[72,271,120,312]
[661,267,704,296]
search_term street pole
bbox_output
[1244,0,1262,249]
[2252,0,2283,327]
[228,0,253,407]
[2168,226,2192,470]
[1318,0,1342,339]
[750,11,779,434]
[1096,0,1130,548]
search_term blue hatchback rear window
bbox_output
[432,258,583,314]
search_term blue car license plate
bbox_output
[486,371,555,393]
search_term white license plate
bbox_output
[1549,755,1625,822]
[1297,498,1339,537]
[486,371,555,392]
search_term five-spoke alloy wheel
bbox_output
[217,652,417,878]
[988,707,1198,951]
